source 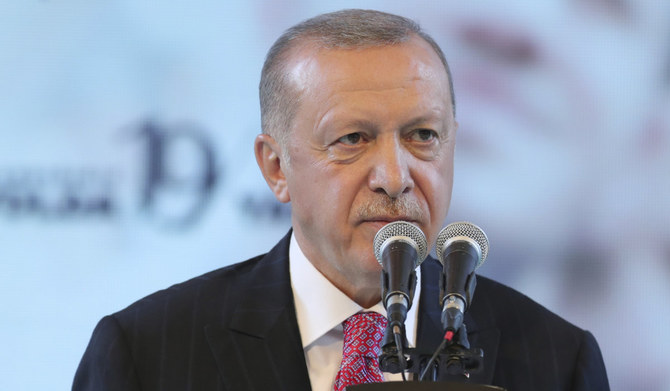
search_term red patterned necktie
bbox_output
[333,312,388,391]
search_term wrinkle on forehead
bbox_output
[286,38,448,94]
[283,39,454,136]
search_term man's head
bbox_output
[255,9,457,306]
[259,9,455,154]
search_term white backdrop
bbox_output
[1,1,669,390]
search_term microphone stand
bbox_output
[348,328,503,390]
[379,324,485,382]
[349,274,505,390]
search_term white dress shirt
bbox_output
[289,233,420,391]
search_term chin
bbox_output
[361,257,383,276]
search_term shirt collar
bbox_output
[289,232,420,348]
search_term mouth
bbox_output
[360,217,421,232]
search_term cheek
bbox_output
[419,161,454,219]
[289,163,360,224]
[421,154,453,191]
[323,172,364,222]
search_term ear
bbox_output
[254,134,290,203]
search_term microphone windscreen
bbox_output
[436,221,489,269]
[373,221,428,267]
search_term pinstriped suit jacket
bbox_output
[73,231,609,390]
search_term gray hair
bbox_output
[259,9,456,151]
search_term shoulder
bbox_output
[473,276,609,389]
[110,230,293,327]
[473,275,582,335]
[472,275,603,369]
[111,253,265,329]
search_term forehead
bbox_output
[284,36,452,106]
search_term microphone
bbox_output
[373,221,428,331]
[436,221,489,334]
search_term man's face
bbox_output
[279,36,456,300]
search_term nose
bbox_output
[368,137,414,199]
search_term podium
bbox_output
[348,382,505,390]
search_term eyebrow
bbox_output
[400,115,445,130]
[335,114,445,132]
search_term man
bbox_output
[73,9,609,390]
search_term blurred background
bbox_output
[1,1,668,390]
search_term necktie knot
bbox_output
[334,312,387,391]
[342,312,387,358]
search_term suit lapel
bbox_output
[417,259,499,385]
[204,232,311,390]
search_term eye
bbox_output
[410,129,438,142]
[337,132,363,145]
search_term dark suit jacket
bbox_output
[73,231,609,390]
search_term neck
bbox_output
[343,284,382,309]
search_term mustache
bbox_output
[354,196,426,222]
